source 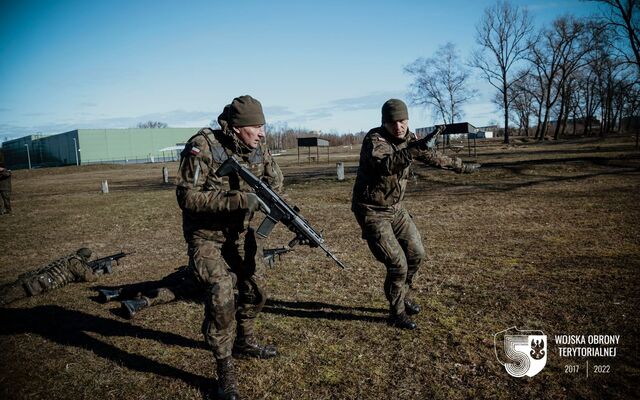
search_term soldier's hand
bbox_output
[411,136,434,152]
[246,193,271,215]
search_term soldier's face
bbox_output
[233,125,265,149]
[384,119,409,139]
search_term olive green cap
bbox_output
[76,248,92,259]
[381,99,409,122]
[229,95,266,127]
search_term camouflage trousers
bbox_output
[187,228,267,360]
[355,206,425,316]
[0,190,10,214]
[117,266,202,305]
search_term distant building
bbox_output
[475,125,497,138]
[416,122,481,141]
[297,136,330,163]
[1,128,198,169]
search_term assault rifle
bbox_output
[89,251,134,274]
[216,157,346,269]
[263,247,291,268]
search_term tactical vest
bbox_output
[19,254,85,295]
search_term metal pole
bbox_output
[24,144,31,169]
[72,137,79,166]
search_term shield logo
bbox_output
[494,326,547,377]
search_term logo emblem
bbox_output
[494,326,547,377]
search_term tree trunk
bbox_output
[503,82,510,144]
[554,89,565,140]
[534,100,544,139]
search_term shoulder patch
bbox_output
[190,146,201,155]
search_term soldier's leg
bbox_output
[356,214,409,316]
[120,286,181,319]
[393,208,425,287]
[0,192,9,214]
[189,238,237,360]
[110,269,196,314]
[141,268,192,306]
[393,208,426,315]
[189,237,239,399]
[225,228,276,359]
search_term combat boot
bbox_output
[98,288,122,303]
[121,298,149,319]
[216,357,239,400]
[389,312,417,330]
[404,298,421,316]
[233,336,278,359]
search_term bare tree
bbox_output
[528,16,593,139]
[405,42,477,125]
[510,71,538,136]
[471,1,534,144]
[591,0,640,72]
[137,121,168,129]
[573,68,602,135]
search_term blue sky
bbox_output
[0,0,602,140]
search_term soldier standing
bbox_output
[0,248,97,305]
[176,95,283,400]
[0,165,11,215]
[351,99,479,330]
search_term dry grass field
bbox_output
[0,135,639,399]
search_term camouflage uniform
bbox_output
[0,167,11,215]
[352,126,468,317]
[176,126,283,360]
[111,266,202,306]
[0,249,96,305]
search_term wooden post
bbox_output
[101,180,109,194]
[162,167,169,184]
[336,162,345,181]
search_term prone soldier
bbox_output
[351,99,479,330]
[0,248,99,305]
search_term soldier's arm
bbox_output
[368,136,416,175]
[176,136,250,214]
[261,147,284,193]
[68,259,99,282]
[416,149,479,173]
